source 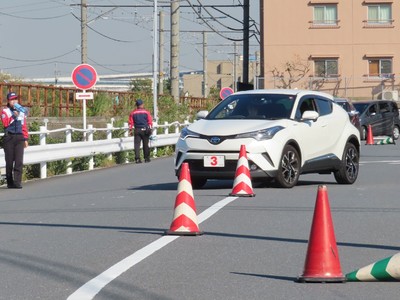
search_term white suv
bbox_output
[175,89,360,188]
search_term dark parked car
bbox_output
[353,100,400,140]
[334,98,361,134]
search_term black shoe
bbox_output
[136,159,142,164]
[145,158,151,163]
[8,185,22,189]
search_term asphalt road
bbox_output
[1,142,400,300]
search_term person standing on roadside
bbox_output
[1,92,29,188]
[128,99,153,163]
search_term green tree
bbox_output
[131,79,152,93]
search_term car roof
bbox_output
[353,100,393,104]
[232,89,335,99]
[333,98,350,102]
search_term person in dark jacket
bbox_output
[1,92,29,188]
[128,99,153,163]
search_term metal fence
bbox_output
[0,82,217,117]
[0,120,189,179]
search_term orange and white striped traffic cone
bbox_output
[166,162,203,236]
[229,145,255,197]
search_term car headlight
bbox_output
[180,127,201,140]
[236,126,284,141]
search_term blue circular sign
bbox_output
[220,87,234,100]
[71,64,98,90]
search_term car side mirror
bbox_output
[196,110,209,120]
[349,110,359,117]
[302,110,319,121]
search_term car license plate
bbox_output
[204,155,225,167]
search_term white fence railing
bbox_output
[0,121,189,179]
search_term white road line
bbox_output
[360,160,400,164]
[67,196,238,300]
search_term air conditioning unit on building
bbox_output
[382,90,399,101]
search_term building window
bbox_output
[314,59,338,78]
[368,58,392,78]
[367,4,392,24]
[313,5,338,25]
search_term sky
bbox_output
[0,0,260,80]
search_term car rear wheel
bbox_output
[334,142,359,184]
[275,145,300,188]
[191,177,207,189]
[393,125,400,140]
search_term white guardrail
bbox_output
[0,120,190,179]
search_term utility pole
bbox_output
[170,0,180,102]
[152,0,158,121]
[158,11,164,95]
[243,0,249,84]
[233,42,237,91]
[202,31,208,98]
[81,0,87,64]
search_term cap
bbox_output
[136,99,143,106]
[7,92,18,101]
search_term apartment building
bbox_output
[261,0,400,100]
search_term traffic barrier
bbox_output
[229,144,255,197]
[373,136,395,145]
[298,185,345,283]
[166,162,203,236]
[346,252,400,281]
[365,125,374,145]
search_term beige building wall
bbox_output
[262,0,400,99]
[182,59,259,98]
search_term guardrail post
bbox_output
[66,125,72,174]
[164,121,169,135]
[39,126,47,179]
[88,124,94,170]
[124,122,129,163]
[107,123,113,161]
[152,121,158,157]
[175,122,180,134]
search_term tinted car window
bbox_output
[354,103,368,114]
[368,104,377,115]
[379,102,390,113]
[316,98,332,116]
[296,98,316,119]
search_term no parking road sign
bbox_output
[220,87,234,100]
[71,64,98,91]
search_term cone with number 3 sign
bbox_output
[229,145,255,197]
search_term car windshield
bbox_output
[206,93,295,120]
[353,103,369,114]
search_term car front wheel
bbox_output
[275,145,300,188]
[393,125,400,140]
[361,126,367,140]
[334,142,359,184]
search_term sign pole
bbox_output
[82,90,87,140]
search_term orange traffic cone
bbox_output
[166,162,203,236]
[298,185,345,283]
[366,125,374,145]
[229,145,255,197]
